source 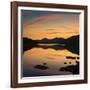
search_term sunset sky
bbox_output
[21,10,80,40]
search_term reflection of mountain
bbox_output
[36,44,65,50]
[23,35,79,54]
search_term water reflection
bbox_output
[23,45,79,77]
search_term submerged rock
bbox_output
[34,64,48,70]
[59,61,79,74]
[64,62,67,64]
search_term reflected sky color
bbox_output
[23,48,79,77]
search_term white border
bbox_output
[18,7,84,83]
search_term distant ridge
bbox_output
[36,38,65,43]
[23,35,79,54]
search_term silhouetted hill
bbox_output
[65,35,79,54]
[36,38,65,43]
[23,38,37,44]
[23,38,38,51]
[66,35,79,49]
[23,35,79,54]
[23,35,79,45]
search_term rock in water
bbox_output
[34,65,48,70]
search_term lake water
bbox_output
[23,45,79,77]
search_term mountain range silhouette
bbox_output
[36,38,65,43]
[23,35,79,54]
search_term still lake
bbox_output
[23,44,79,77]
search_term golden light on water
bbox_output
[23,48,79,71]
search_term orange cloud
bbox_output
[23,13,79,40]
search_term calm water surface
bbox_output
[23,46,79,77]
